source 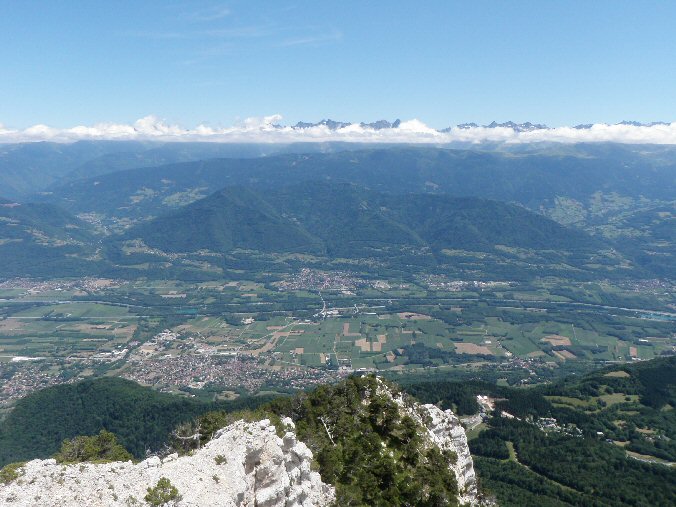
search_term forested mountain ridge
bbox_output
[0,375,480,506]
[34,145,675,277]
[0,182,623,280]
[0,199,100,277]
[0,141,154,199]
[125,186,325,255]
[117,182,604,270]
[42,146,676,219]
[0,201,94,243]
[0,140,337,199]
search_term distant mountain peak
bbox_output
[292,119,401,130]
[575,120,671,129]
[455,122,479,130]
[443,121,549,133]
[485,121,549,131]
[359,119,401,130]
[292,119,352,130]
[617,120,670,127]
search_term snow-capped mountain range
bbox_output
[1,116,675,144]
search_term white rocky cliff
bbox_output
[381,379,480,506]
[416,404,480,505]
[2,380,482,506]
[0,418,334,507]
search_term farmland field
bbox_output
[0,273,673,403]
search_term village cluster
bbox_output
[122,353,345,393]
[275,268,370,292]
[417,274,513,291]
[0,277,121,294]
[0,362,68,406]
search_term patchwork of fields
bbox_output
[0,275,674,401]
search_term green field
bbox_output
[0,302,135,358]
[0,274,673,400]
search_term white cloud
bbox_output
[1,116,676,144]
[188,5,231,22]
[241,114,283,130]
[278,30,343,47]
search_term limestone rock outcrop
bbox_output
[381,379,480,506]
[416,403,479,505]
[0,419,334,507]
[1,377,483,506]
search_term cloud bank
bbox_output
[2,116,676,145]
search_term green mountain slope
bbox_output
[119,182,601,267]
[1,376,464,505]
[263,183,428,258]
[0,199,99,277]
[0,141,150,198]
[0,140,317,199]
[0,201,93,243]
[601,203,676,277]
[2,362,673,505]
[129,186,323,254]
[381,193,596,252]
[44,146,676,219]
[42,146,675,277]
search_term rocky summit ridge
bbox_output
[377,378,479,506]
[1,379,481,506]
[1,418,333,507]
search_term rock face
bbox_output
[1,378,482,506]
[417,404,479,505]
[0,419,334,507]
[382,380,480,506]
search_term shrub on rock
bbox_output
[145,477,182,506]
[54,430,133,464]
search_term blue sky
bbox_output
[2,0,676,129]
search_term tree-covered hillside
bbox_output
[0,201,93,243]
[0,200,100,277]
[176,376,465,506]
[1,376,466,506]
[0,140,321,199]
[0,378,274,466]
[1,359,674,505]
[44,146,676,219]
[404,357,676,506]
[37,145,675,278]
[0,183,625,279]
[126,186,324,255]
[121,182,600,260]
